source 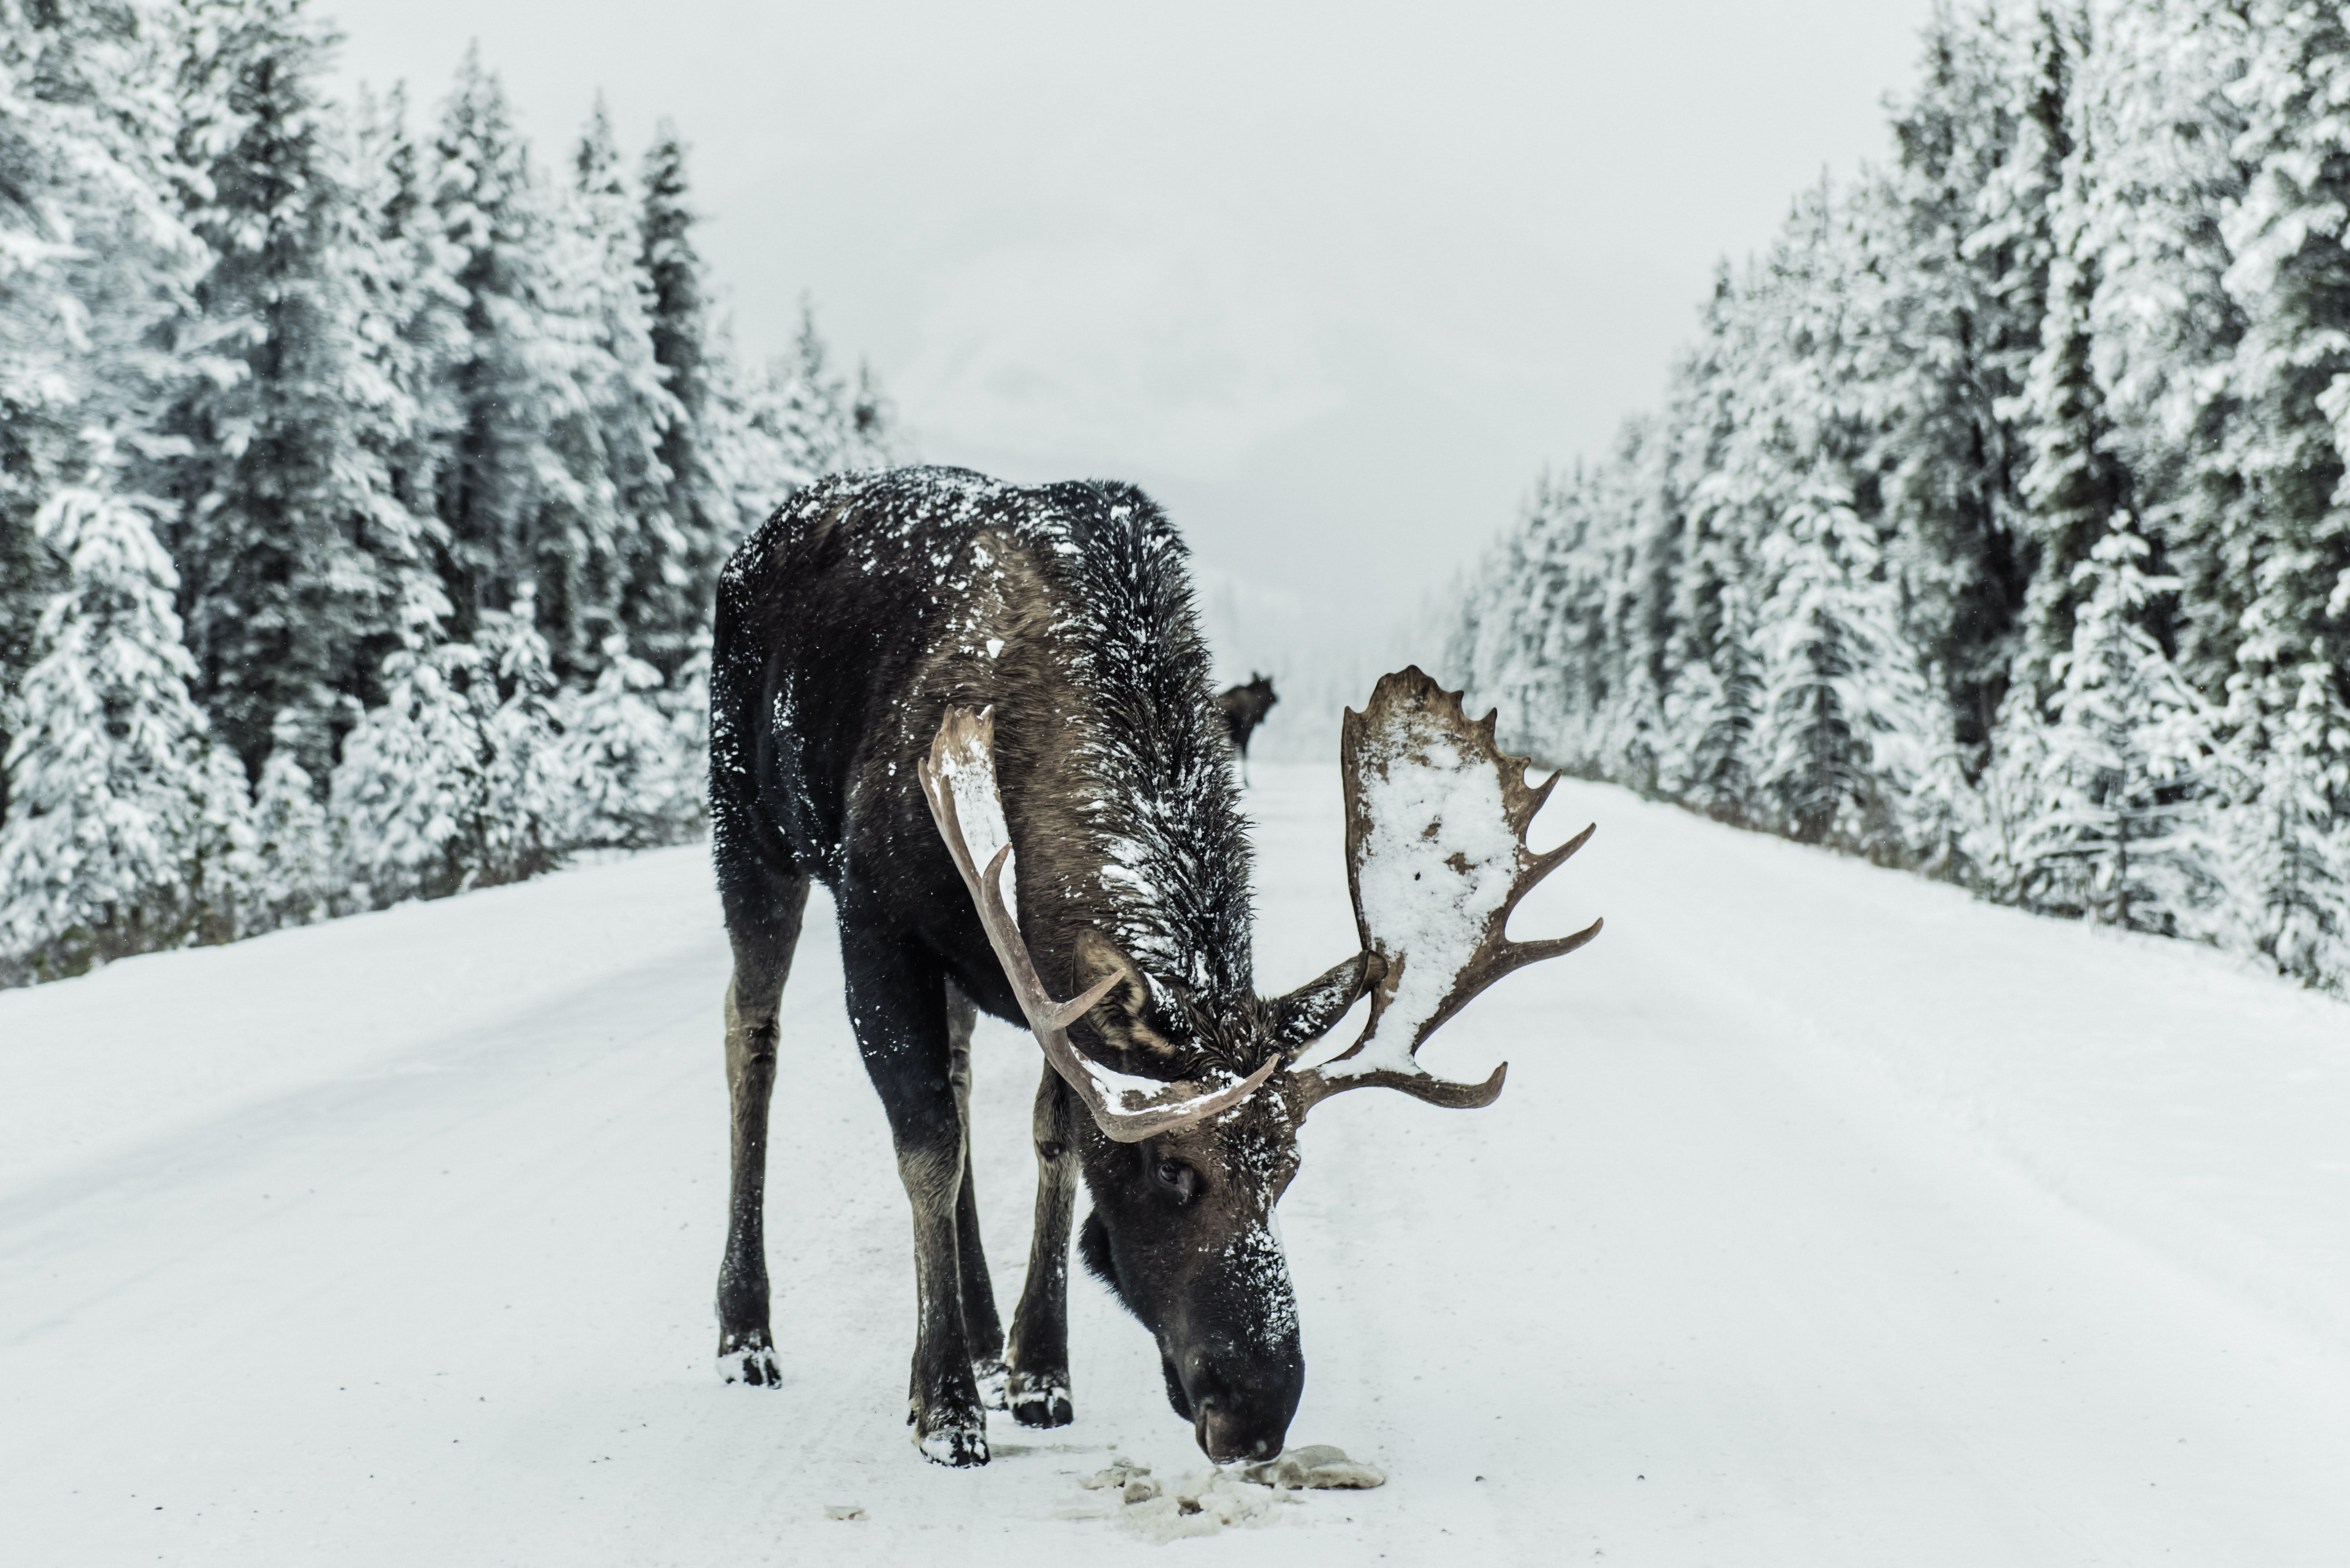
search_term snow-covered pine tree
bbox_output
[2214,0,2350,985]
[1449,478,1559,755]
[329,632,490,906]
[428,47,621,670]
[1873,0,2033,755]
[572,99,682,681]
[2006,523,2222,929]
[471,591,567,883]
[0,471,254,978]
[1658,270,1765,821]
[2068,0,2248,694]
[758,298,900,482]
[633,122,732,677]
[329,590,573,908]
[348,81,460,628]
[1723,187,1939,854]
[1969,1,2074,429]
[1755,469,1943,852]
[1589,421,1678,790]
[160,0,428,781]
[249,707,329,928]
[2014,25,2137,701]
[2218,659,2350,985]
[1,0,214,822]
[557,633,699,849]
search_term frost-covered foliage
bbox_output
[330,601,566,904]
[1446,0,2350,989]
[0,2,898,983]
[0,477,254,980]
[555,635,703,850]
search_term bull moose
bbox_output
[1214,673,1277,781]
[708,467,1599,1466]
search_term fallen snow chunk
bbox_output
[823,1504,866,1521]
[1116,1467,1285,1542]
[1242,1443,1387,1490]
[1080,1456,1151,1490]
[1122,1476,1162,1504]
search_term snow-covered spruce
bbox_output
[0,6,900,982]
[0,479,254,981]
[1443,0,2350,989]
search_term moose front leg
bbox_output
[845,923,990,1466]
[715,868,810,1387]
[945,980,1010,1410]
[1004,1062,1080,1427]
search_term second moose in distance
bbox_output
[1215,672,1278,782]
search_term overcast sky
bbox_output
[324,0,1936,640]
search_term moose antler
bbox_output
[917,707,1280,1143]
[1289,667,1601,1114]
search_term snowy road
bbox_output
[7,762,2350,1565]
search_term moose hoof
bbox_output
[717,1331,780,1388]
[973,1357,1010,1411]
[914,1412,990,1467]
[1007,1369,1073,1428]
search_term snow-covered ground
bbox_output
[5,762,2350,1565]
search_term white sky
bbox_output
[323,0,1936,640]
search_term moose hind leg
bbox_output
[715,867,811,1387]
[844,923,988,1466]
[1005,1062,1080,1427]
[945,979,1010,1410]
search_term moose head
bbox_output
[918,667,1602,1462]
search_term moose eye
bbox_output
[1151,1158,1200,1202]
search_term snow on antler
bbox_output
[1291,667,1601,1111]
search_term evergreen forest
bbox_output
[1446,0,2350,990]
[0,0,896,983]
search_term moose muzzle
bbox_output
[1163,1329,1304,1463]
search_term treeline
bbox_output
[0,0,894,984]
[1447,0,2350,988]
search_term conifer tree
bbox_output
[2067,0,2247,689]
[2,0,213,819]
[428,47,621,667]
[249,707,329,927]
[2220,659,2350,982]
[336,82,454,718]
[1874,1,2032,751]
[2009,524,2221,928]
[1754,473,1941,849]
[161,0,414,780]
[0,471,253,976]
[329,632,492,906]
[573,99,681,677]
[1659,274,1764,820]
[2215,0,2350,982]
[557,633,698,848]
[634,122,728,674]
[2014,35,2135,697]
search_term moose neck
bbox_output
[983,503,1258,1032]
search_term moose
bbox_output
[1214,673,1278,781]
[708,467,1599,1467]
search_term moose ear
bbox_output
[1268,951,1382,1052]
[1072,928,1181,1063]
